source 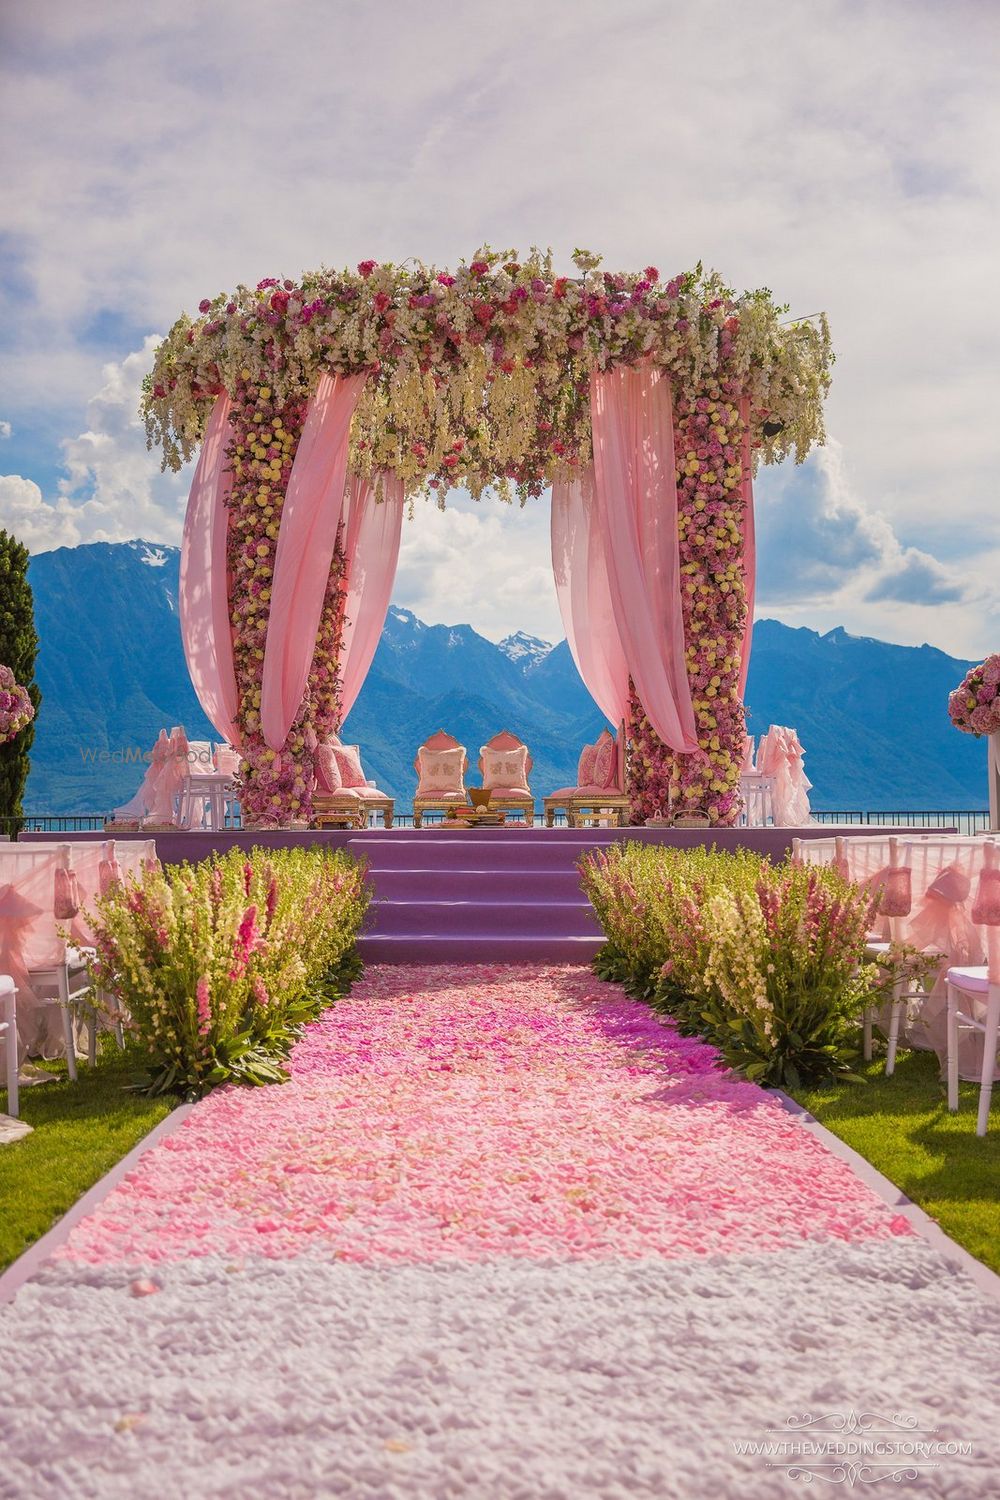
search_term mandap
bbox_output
[143,248,832,829]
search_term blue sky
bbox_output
[1,0,998,656]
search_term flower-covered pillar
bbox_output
[626,372,753,825]
[225,375,349,827]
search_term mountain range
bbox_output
[22,540,990,815]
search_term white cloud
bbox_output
[0,0,997,653]
[0,421,11,440]
[755,445,1000,658]
[0,338,190,554]
[393,493,561,644]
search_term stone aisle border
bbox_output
[1,964,998,1499]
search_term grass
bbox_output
[790,1048,1000,1274]
[0,1046,173,1272]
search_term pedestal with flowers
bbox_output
[949,653,1000,830]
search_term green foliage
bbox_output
[792,1051,1000,1274]
[87,845,370,1097]
[0,529,40,828]
[0,1044,171,1271]
[581,843,887,1088]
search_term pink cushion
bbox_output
[333,745,367,789]
[577,742,597,787]
[550,784,624,799]
[592,730,617,790]
[481,745,530,793]
[417,746,466,797]
[488,786,532,798]
[314,744,343,794]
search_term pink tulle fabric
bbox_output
[179,395,241,747]
[339,474,405,722]
[0,845,69,1057]
[589,365,697,752]
[757,726,812,826]
[144,727,188,826]
[551,470,630,732]
[261,372,367,750]
[113,729,170,823]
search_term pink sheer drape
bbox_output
[179,395,241,747]
[589,365,697,753]
[757,725,812,826]
[339,474,405,722]
[551,470,630,730]
[738,395,756,697]
[112,728,169,821]
[261,372,367,751]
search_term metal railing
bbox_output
[811,809,991,835]
[1,813,110,838]
[2,808,993,838]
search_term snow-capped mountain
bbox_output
[498,631,554,671]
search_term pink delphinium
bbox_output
[195,977,212,1037]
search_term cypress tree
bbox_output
[0,528,40,829]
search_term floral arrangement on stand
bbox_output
[0,664,35,744]
[949,653,1000,738]
[143,249,833,826]
[580,843,883,1086]
[87,845,370,1095]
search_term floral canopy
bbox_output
[145,249,833,828]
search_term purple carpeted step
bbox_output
[357,933,605,964]
[370,868,587,902]
[348,836,600,872]
[365,899,601,938]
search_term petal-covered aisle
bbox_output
[2,965,998,1498]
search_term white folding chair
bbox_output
[738,774,775,827]
[1,974,18,1118]
[0,843,94,1081]
[946,842,1000,1135]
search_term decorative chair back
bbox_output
[413,730,469,780]
[477,730,533,785]
[185,740,215,772]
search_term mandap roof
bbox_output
[143,247,833,503]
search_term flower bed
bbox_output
[580,844,881,1087]
[88,846,369,1096]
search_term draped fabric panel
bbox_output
[550,470,629,731]
[178,395,241,747]
[738,395,756,697]
[261,372,367,751]
[339,474,406,723]
[589,365,698,753]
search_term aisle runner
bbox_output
[2,966,998,1498]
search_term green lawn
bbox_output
[0,1048,173,1272]
[791,1049,1000,1274]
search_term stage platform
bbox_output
[22,824,955,963]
